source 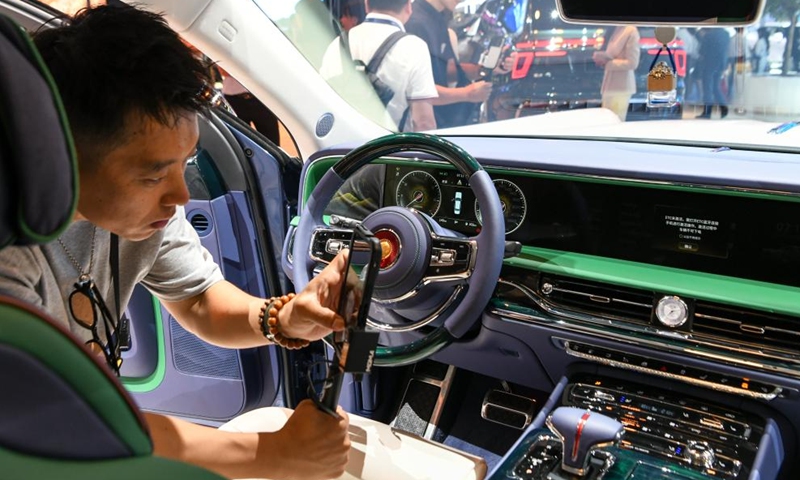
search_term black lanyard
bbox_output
[110,233,130,350]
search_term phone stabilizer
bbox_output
[317,224,381,416]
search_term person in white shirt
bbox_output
[592,26,641,121]
[753,27,770,74]
[321,0,438,131]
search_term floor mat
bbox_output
[440,372,547,473]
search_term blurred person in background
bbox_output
[696,28,730,119]
[339,0,366,31]
[405,0,516,128]
[678,28,702,103]
[592,25,641,121]
[221,70,281,145]
[752,27,770,74]
[321,0,439,132]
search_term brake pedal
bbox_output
[481,389,537,429]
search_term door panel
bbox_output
[121,112,298,423]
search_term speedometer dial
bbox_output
[475,179,527,234]
[395,170,442,217]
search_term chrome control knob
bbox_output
[546,407,624,476]
[686,440,715,468]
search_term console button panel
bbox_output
[562,374,765,479]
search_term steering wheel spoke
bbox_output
[424,236,476,281]
[309,226,355,265]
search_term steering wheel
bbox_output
[292,133,504,367]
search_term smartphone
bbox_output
[479,36,505,70]
[337,223,381,332]
[319,224,381,415]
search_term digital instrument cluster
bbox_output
[385,165,528,236]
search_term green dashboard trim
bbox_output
[511,246,800,317]
[122,296,167,392]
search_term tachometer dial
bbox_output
[475,179,527,234]
[395,170,442,217]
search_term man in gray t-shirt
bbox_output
[0,208,222,345]
[0,5,350,479]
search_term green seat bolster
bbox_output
[0,296,151,455]
[0,447,227,480]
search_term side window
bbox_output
[212,67,300,157]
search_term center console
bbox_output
[489,372,779,480]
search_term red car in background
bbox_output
[453,0,687,121]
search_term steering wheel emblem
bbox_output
[375,229,400,269]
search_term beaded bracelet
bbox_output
[259,293,309,350]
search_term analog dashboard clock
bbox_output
[655,295,689,328]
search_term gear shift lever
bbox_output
[546,407,624,476]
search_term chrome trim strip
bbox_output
[563,340,782,400]
[611,298,652,308]
[492,279,800,379]
[765,325,800,336]
[546,284,652,309]
[694,313,740,325]
[695,312,800,338]
[366,285,463,332]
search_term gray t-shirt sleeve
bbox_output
[0,245,46,308]
[140,209,224,303]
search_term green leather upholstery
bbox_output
[0,13,224,480]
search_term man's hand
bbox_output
[494,49,518,75]
[467,80,493,102]
[269,400,351,480]
[278,251,349,341]
[593,51,609,67]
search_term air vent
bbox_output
[539,275,653,324]
[693,303,800,355]
[189,212,211,235]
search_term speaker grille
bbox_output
[189,212,211,235]
[315,112,334,137]
[169,317,241,379]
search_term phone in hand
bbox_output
[479,35,505,71]
[318,224,381,416]
[336,223,381,332]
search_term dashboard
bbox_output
[310,136,800,479]
[329,162,800,289]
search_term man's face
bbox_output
[77,112,199,241]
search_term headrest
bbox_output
[0,15,77,248]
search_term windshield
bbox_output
[257,0,798,150]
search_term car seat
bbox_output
[0,14,224,480]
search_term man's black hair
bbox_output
[34,4,211,162]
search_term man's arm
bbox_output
[162,251,349,348]
[408,99,437,131]
[146,400,350,479]
[429,82,492,106]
